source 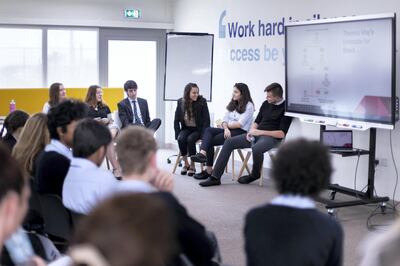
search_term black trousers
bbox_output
[200,127,246,166]
[145,118,162,132]
[177,127,201,157]
[212,134,279,179]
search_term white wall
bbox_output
[171,0,400,200]
[0,0,173,28]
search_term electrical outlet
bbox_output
[379,158,388,167]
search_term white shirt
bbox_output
[270,194,316,209]
[42,102,51,114]
[45,139,73,160]
[62,157,118,214]
[223,102,255,132]
[128,97,143,124]
[114,179,156,194]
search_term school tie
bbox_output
[132,100,143,125]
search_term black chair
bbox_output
[38,194,72,252]
[68,209,85,229]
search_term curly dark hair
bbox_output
[226,83,254,114]
[182,83,201,120]
[271,138,332,196]
[0,110,29,138]
[47,99,88,140]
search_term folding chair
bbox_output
[237,148,277,186]
[172,140,204,174]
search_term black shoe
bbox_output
[187,168,196,177]
[191,153,207,163]
[193,170,210,180]
[199,176,221,187]
[180,166,188,175]
[238,175,259,184]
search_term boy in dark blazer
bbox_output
[117,80,161,131]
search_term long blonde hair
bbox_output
[12,113,50,178]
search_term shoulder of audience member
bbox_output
[40,151,70,164]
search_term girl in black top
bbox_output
[174,83,210,176]
[0,110,29,152]
[85,85,121,177]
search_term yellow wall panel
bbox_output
[0,88,125,116]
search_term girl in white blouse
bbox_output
[191,83,255,180]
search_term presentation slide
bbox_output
[286,18,393,123]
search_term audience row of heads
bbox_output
[0,141,175,265]
[0,108,332,266]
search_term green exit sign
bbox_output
[125,9,141,19]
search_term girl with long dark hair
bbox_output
[191,83,255,180]
[42,82,67,113]
[174,83,210,176]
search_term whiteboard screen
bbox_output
[164,33,214,101]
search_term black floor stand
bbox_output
[316,126,389,215]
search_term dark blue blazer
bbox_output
[117,97,151,128]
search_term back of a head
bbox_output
[47,99,88,140]
[72,193,176,266]
[271,138,332,196]
[0,142,25,204]
[12,113,50,177]
[116,127,157,176]
[0,110,29,137]
[73,119,112,158]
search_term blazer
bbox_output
[174,97,210,140]
[117,97,151,128]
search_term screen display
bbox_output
[285,15,395,127]
[321,130,353,149]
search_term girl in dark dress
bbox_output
[85,85,121,177]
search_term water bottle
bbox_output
[249,135,255,146]
[9,99,16,113]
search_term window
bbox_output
[0,28,42,88]
[48,29,98,87]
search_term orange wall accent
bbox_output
[0,88,125,116]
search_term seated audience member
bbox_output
[85,85,121,177]
[115,127,214,265]
[35,100,88,197]
[71,194,176,266]
[191,83,255,180]
[360,218,400,266]
[0,143,45,266]
[117,80,161,131]
[200,82,292,187]
[0,110,29,152]
[12,113,50,179]
[174,82,210,176]
[42,82,66,114]
[244,139,343,266]
[63,119,118,214]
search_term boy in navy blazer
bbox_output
[117,80,161,131]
